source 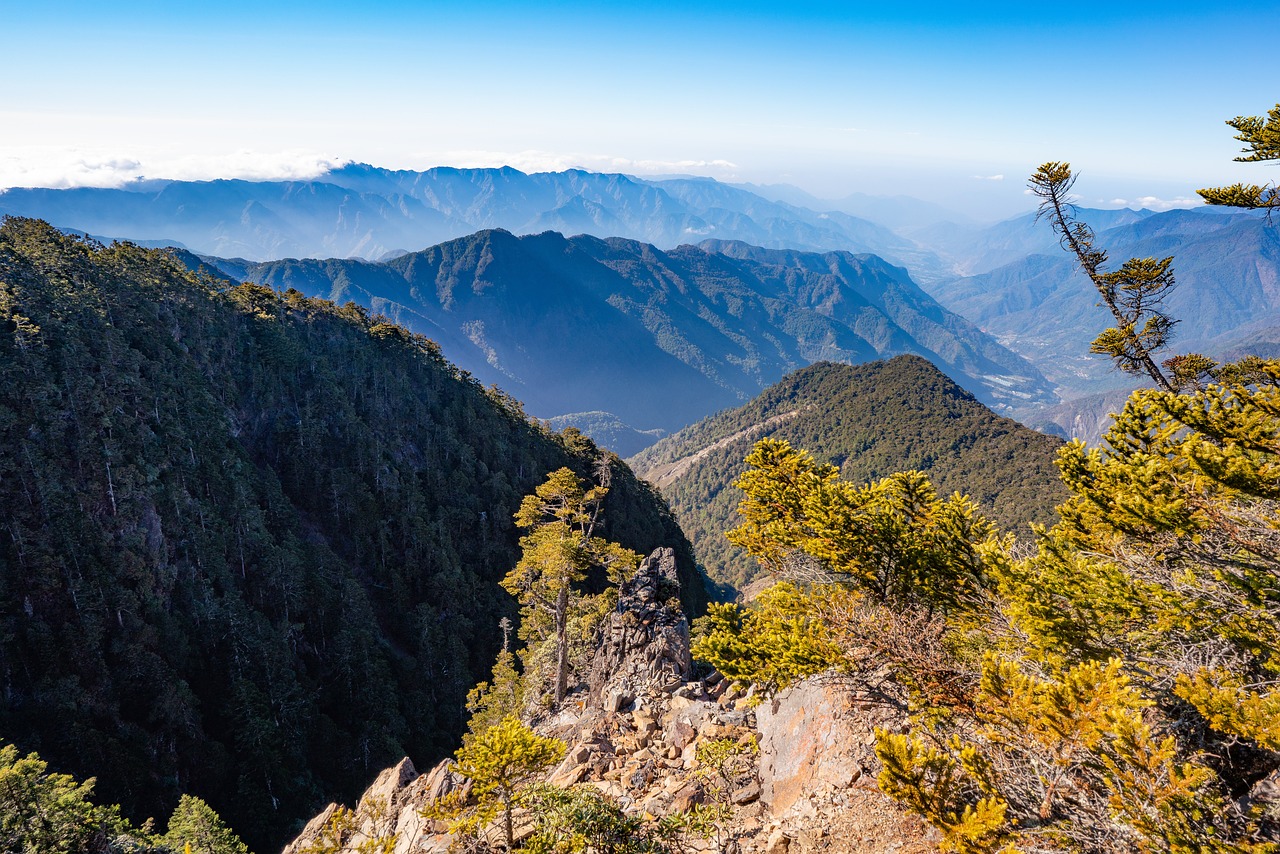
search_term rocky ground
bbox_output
[283,549,939,854]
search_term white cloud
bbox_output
[0,148,347,190]
[1096,196,1200,212]
[0,145,747,192]
[973,174,1004,181]
[1133,195,1200,212]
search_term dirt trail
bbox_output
[638,408,805,489]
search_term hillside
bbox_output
[0,218,704,851]
[630,357,1067,592]
[0,165,950,283]
[544,412,667,458]
[196,230,1053,450]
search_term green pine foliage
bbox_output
[450,716,566,850]
[700,369,1280,849]
[691,582,841,694]
[726,438,1003,614]
[160,795,252,854]
[1199,103,1280,212]
[0,740,250,854]
[503,468,640,707]
[0,217,703,851]
[630,357,1065,593]
[464,645,525,745]
[520,784,674,854]
[0,741,131,854]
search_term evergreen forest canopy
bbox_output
[0,217,704,852]
[630,357,1067,593]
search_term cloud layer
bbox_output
[0,147,745,191]
[0,149,348,190]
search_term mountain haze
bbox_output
[911,206,1158,277]
[927,209,1280,398]
[0,165,949,282]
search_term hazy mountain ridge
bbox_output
[925,209,1280,398]
[913,206,1158,277]
[629,357,1067,592]
[194,230,1055,450]
[0,165,950,282]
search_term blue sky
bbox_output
[1,0,1275,219]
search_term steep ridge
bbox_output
[0,165,947,281]
[630,358,1067,593]
[0,218,704,851]
[199,230,1053,449]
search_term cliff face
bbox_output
[284,548,937,854]
[586,547,693,711]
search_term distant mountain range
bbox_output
[181,230,1055,449]
[911,207,1157,277]
[9,164,1277,444]
[0,164,950,284]
[923,208,1280,399]
[629,357,1068,593]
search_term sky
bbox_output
[1,0,1276,220]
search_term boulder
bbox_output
[282,804,339,854]
[732,780,762,805]
[281,757,460,854]
[755,677,905,816]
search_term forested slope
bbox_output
[631,357,1066,592]
[0,218,703,851]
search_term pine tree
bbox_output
[451,716,565,851]
[502,467,639,706]
[691,582,840,694]
[1027,162,1182,391]
[726,438,1000,615]
[0,742,123,854]
[160,795,252,854]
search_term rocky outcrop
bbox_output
[587,547,692,710]
[753,676,938,851]
[281,548,935,853]
[281,757,463,854]
[756,678,888,814]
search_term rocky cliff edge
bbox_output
[282,548,938,853]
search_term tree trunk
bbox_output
[504,791,514,851]
[555,584,569,705]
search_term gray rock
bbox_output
[588,548,692,707]
[755,677,905,816]
[732,780,762,805]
